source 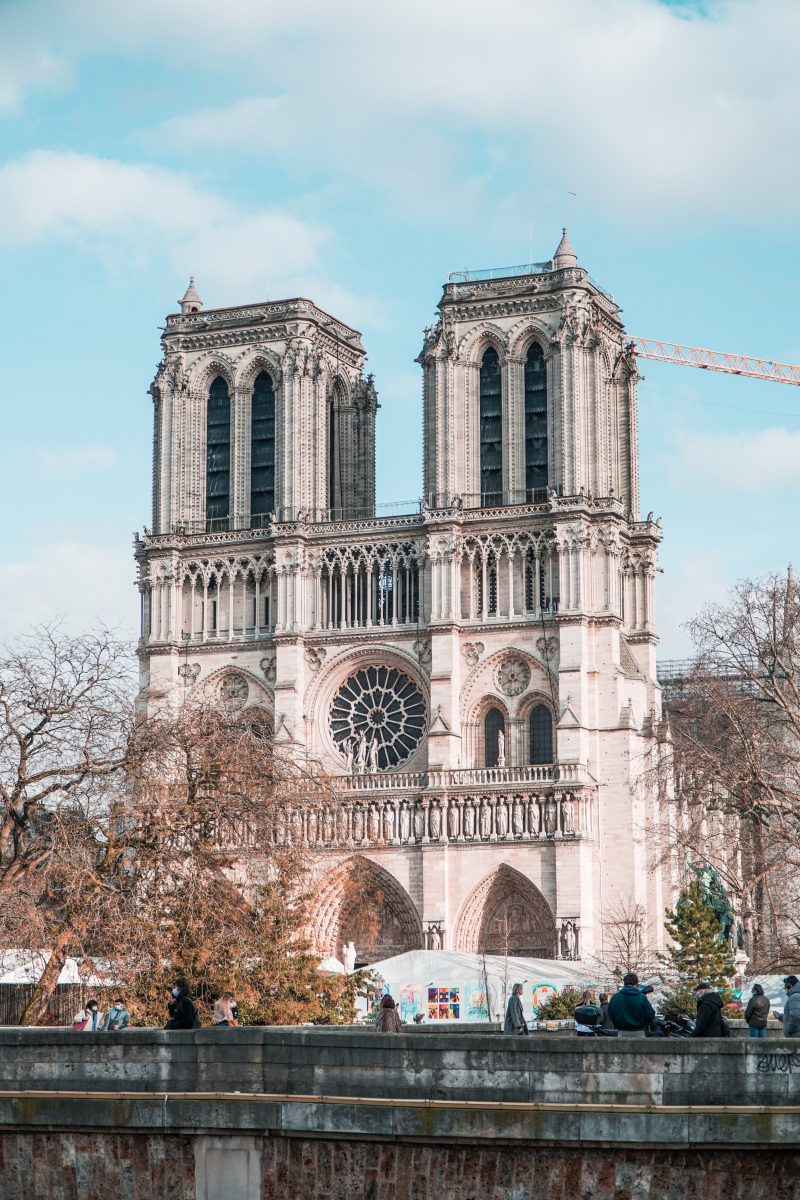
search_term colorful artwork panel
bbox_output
[427,985,461,1020]
[531,983,557,1014]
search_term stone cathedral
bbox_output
[135,231,670,968]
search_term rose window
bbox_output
[495,655,531,697]
[220,672,249,709]
[330,666,426,770]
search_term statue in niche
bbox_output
[448,803,460,840]
[429,803,441,840]
[368,738,379,773]
[275,808,287,844]
[399,804,411,842]
[383,804,395,842]
[512,797,524,836]
[356,731,368,773]
[353,805,365,841]
[562,795,575,835]
[527,797,539,836]
[307,808,318,845]
[343,941,357,973]
[322,807,334,844]
[367,805,380,842]
[561,920,578,960]
[480,799,492,839]
[429,925,442,951]
[496,728,506,768]
[413,804,425,841]
[290,808,303,844]
[496,800,508,839]
[544,796,558,836]
[464,802,476,839]
[337,806,349,843]
[345,738,355,774]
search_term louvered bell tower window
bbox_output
[206,376,231,526]
[524,343,548,495]
[251,371,275,521]
[479,347,502,506]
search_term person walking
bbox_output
[598,993,615,1032]
[744,984,770,1039]
[608,973,655,1036]
[373,994,403,1033]
[693,982,729,1037]
[165,978,199,1029]
[212,992,239,1027]
[503,983,529,1036]
[102,998,130,1031]
[71,998,102,1032]
[782,975,800,1036]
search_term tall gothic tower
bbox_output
[136,234,668,969]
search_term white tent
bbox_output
[0,951,116,988]
[356,949,601,1023]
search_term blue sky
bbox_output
[1,0,798,654]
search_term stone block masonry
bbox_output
[1,1030,800,1198]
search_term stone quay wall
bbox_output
[0,1029,799,1199]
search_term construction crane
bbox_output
[629,337,800,387]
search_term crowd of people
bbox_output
[68,972,800,1035]
[71,979,239,1031]
[504,972,800,1038]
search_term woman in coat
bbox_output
[71,998,101,1032]
[212,992,239,1027]
[165,978,199,1029]
[744,983,770,1038]
[374,994,403,1033]
[503,983,528,1035]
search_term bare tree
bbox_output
[594,900,659,979]
[0,625,351,1024]
[659,568,800,969]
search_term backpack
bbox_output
[573,1004,600,1027]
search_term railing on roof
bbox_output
[657,659,696,683]
[448,262,554,283]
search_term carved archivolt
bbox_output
[452,864,556,956]
[461,647,550,721]
[194,665,274,709]
[309,854,423,960]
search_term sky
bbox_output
[0,0,798,656]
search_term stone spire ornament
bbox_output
[178,276,203,314]
[552,228,578,269]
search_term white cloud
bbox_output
[0,150,375,316]
[126,0,800,225]
[666,426,800,494]
[0,541,137,638]
[0,4,70,112]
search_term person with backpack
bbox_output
[608,973,655,1036]
[692,981,730,1037]
[573,989,601,1036]
[744,984,770,1039]
[165,978,199,1029]
[102,998,130,1031]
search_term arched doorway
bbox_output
[309,855,423,964]
[453,864,557,957]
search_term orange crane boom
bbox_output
[630,337,800,387]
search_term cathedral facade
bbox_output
[135,232,670,967]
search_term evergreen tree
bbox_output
[664,880,734,989]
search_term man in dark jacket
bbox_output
[782,976,800,1036]
[693,982,727,1037]
[608,973,655,1035]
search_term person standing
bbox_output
[744,984,770,1039]
[71,998,101,1032]
[165,978,199,1029]
[503,983,528,1036]
[102,998,130,1031]
[693,982,728,1037]
[598,993,614,1031]
[374,994,403,1033]
[782,975,800,1036]
[607,973,655,1036]
[212,992,239,1027]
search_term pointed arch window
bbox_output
[251,371,275,522]
[530,704,553,765]
[524,342,548,496]
[206,376,231,526]
[484,707,505,768]
[479,347,502,505]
